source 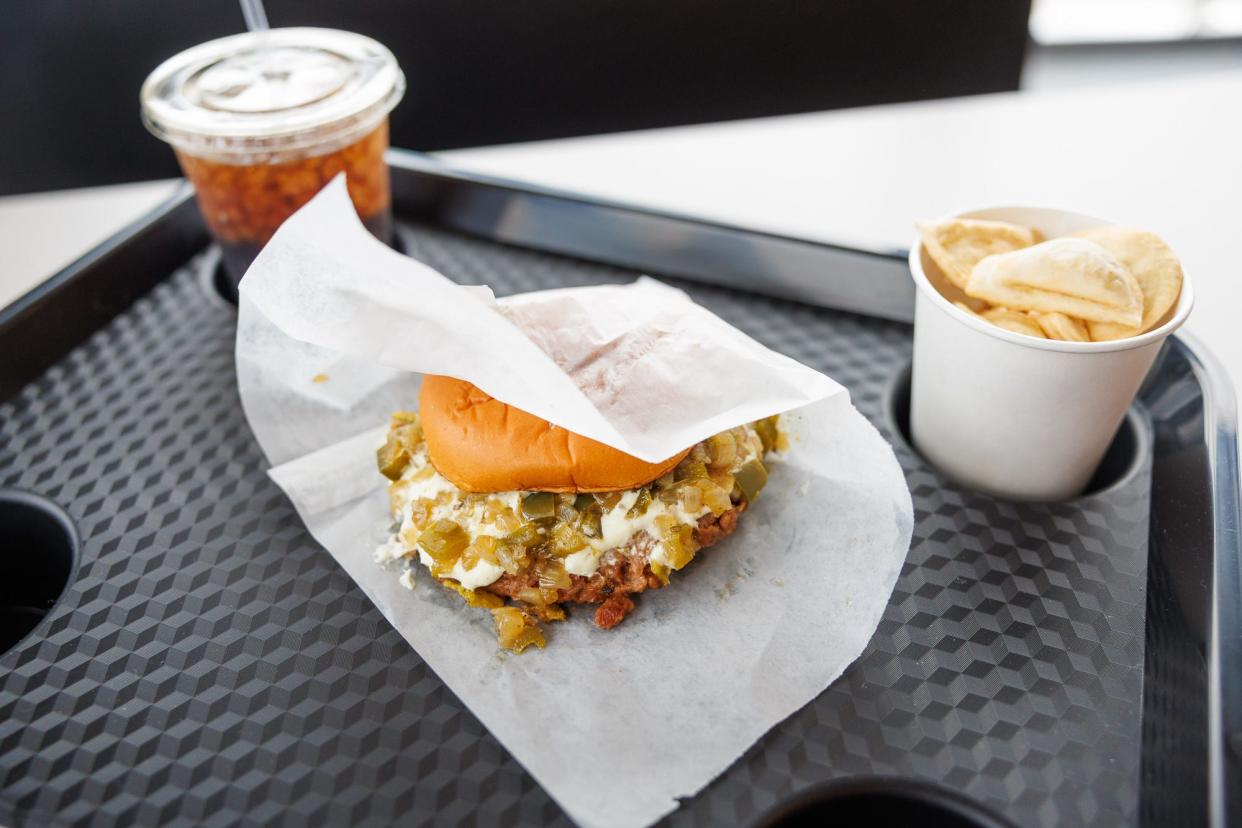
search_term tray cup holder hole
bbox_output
[204,225,413,307]
[755,778,1014,828]
[886,362,1142,500]
[0,491,79,656]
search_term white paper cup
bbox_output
[908,206,1194,501]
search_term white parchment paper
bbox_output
[235,178,914,827]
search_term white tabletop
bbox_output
[0,179,180,304]
[437,71,1242,401]
[2,71,1239,407]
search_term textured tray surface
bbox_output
[0,223,1150,827]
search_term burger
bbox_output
[375,375,782,651]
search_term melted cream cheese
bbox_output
[377,445,523,589]
[416,548,506,590]
[565,489,712,573]
[376,426,765,589]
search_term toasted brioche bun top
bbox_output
[419,375,691,493]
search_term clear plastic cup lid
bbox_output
[141,27,404,160]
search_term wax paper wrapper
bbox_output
[235,178,914,828]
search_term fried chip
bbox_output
[965,238,1143,327]
[917,218,1040,290]
[1072,226,1184,340]
[1031,311,1090,342]
[952,300,983,318]
[981,307,1047,339]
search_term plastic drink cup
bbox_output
[141,28,405,288]
[908,206,1194,501]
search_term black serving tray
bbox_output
[0,152,1238,828]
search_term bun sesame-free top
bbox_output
[419,375,691,494]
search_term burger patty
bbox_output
[482,502,747,629]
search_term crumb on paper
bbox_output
[399,569,416,590]
[770,578,785,588]
[312,373,330,384]
[716,561,756,601]
[797,479,811,495]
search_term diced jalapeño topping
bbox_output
[626,488,653,519]
[491,607,546,653]
[734,459,768,502]
[520,492,557,520]
[376,439,411,481]
[754,416,780,454]
[417,519,469,562]
[504,522,543,554]
[376,419,423,480]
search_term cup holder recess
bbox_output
[0,490,79,657]
[885,361,1145,500]
[753,777,1015,828]
[202,223,415,307]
